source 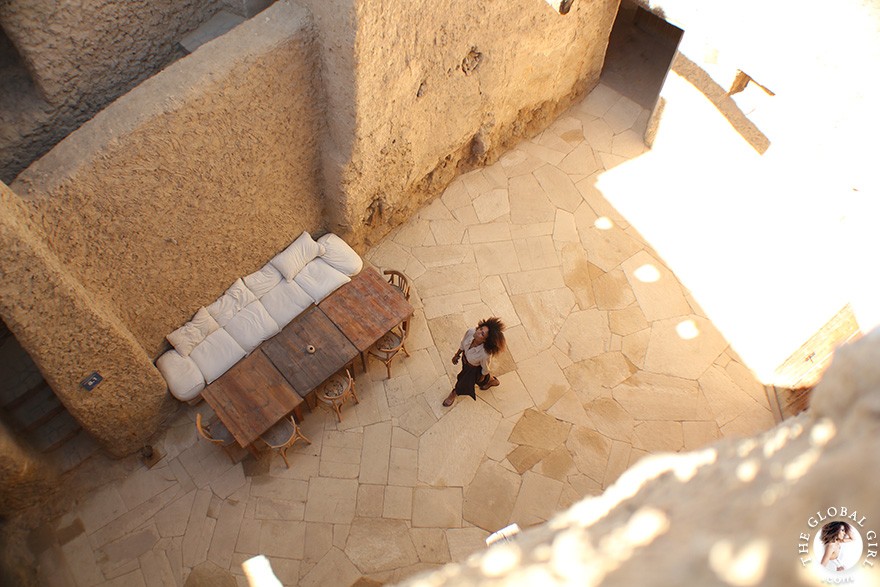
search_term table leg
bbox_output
[293,404,304,423]
[360,351,367,373]
[246,444,261,459]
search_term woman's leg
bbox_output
[444,361,480,406]
[478,373,499,390]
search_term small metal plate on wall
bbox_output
[80,372,103,391]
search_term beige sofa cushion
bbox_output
[166,307,219,357]
[294,258,351,303]
[157,350,206,401]
[318,233,363,276]
[270,231,325,281]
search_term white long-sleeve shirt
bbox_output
[460,328,491,375]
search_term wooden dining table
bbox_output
[201,350,304,452]
[319,266,414,371]
[201,264,414,451]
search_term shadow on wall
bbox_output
[671,53,771,154]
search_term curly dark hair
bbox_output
[478,317,506,355]
[821,521,851,545]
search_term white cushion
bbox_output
[243,263,283,298]
[156,350,206,401]
[223,300,280,353]
[270,231,326,281]
[317,233,363,276]
[261,279,314,327]
[206,278,257,327]
[166,307,219,357]
[294,258,351,303]
[190,329,247,384]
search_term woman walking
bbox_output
[442,317,506,407]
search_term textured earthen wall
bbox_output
[297,0,619,249]
[0,0,222,106]
[11,1,325,359]
[0,184,172,458]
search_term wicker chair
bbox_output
[195,412,238,463]
[317,368,358,422]
[259,416,311,469]
[367,320,410,379]
[384,269,411,300]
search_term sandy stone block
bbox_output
[555,309,612,363]
[585,397,635,442]
[724,359,770,406]
[605,95,643,134]
[550,344,574,370]
[644,315,728,380]
[461,168,495,198]
[411,244,473,268]
[612,129,648,157]
[622,328,651,368]
[412,487,462,528]
[682,421,721,450]
[423,290,483,320]
[593,268,636,310]
[509,471,564,528]
[417,198,454,221]
[78,485,128,536]
[441,179,472,210]
[258,519,306,560]
[568,474,603,499]
[468,222,512,244]
[429,219,467,246]
[599,152,628,170]
[383,485,413,520]
[180,488,212,568]
[507,445,549,474]
[154,490,196,538]
[253,498,305,521]
[699,364,758,427]
[410,528,451,564]
[560,242,595,310]
[517,351,571,411]
[472,188,510,223]
[389,447,419,487]
[509,222,555,239]
[357,421,391,485]
[347,519,421,575]
[303,522,333,564]
[98,524,159,578]
[509,173,556,224]
[333,524,350,549]
[235,518,261,555]
[582,115,615,154]
[384,373,419,410]
[484,417,518,462]
[414,263,480,298]
[721,402,775,438]
[395,219,434,247]
[418,399,500,487]
[513,235,559,271]
[397,397,437,438]
[621,251,690,322]
[519,139,566,165]
[304,478,358,524]
[499,147,544,178]
[566,427,612,483]
[533,164,583,212]
[209,464,247,500]
[613,371,713,421]
[356,484,385,518]
[478,275,520,327]
[61,534,104,585]
[511,288,576,352]
[446,527,490,562]
[207,497,246,569]
[463,460,522,532]
[249,477,308,502]
[139,548,175,587]
[603,440,633,488]
[473,240,521,277]
[532,445,578,482]
[392,426,420,450]
[558,142,602,178]
[553,209,579,244]
[509,408,571,450]
[632,421,684,453]
[507,266,566,295]
[580,221,644,274]
[504,325,538,364]
[610,305,649,336]
[547,389,591,427]
[116,465,179,511]
[575,173,630,229]
[580,84,620,117]
[298,548,361,587]
[368,240,413,275]
[480,371,534,419]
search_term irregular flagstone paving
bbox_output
[29,83,775,586]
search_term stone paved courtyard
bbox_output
[28,83,775,586]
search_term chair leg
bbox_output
[385,362,392,379]
[333,402,343,423]
[402,344,410,357]
[351,382,359,404]
[279,448,290,469]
